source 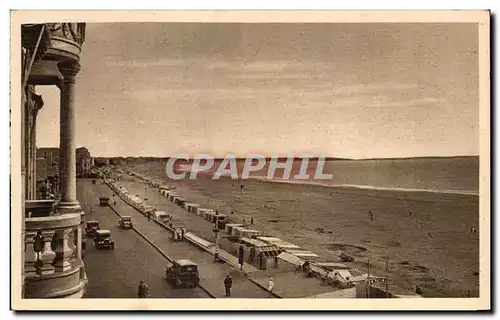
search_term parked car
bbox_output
[165,259,200,288]
[94,230,115,249]
[85,220,100,237]
[118,216,133,229]
[153,211,172,224]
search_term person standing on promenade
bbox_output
[238,245,244,271]
[138,280,149,298]
[268,278,274,297]
[224,275,232,297]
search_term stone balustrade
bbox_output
[24,208,86,298]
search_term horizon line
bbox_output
[35,146,479,161]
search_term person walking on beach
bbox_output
[224,275,232,297]
[268,278,274,297]
[137,280,149,298]
[470,226,478,235]
[368,210,374,222]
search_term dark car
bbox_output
[85,220,100,237]
[165,259,200,288]
[99,196,110,206]
[118,216,133,229]
[94,230,115,250]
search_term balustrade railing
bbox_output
[23,204,86,298]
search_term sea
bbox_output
[173,156,479,196]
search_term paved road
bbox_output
[97,180,271,298]
[118,180,219,241]
[77,179,210,298]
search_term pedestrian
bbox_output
[415,285,423,296]
[268,278,274,296]
[368,210,374,222]
[224,275,232,297]
[138,280,149,298]
[238,245,244,271]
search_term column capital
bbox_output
[57,61,81,82]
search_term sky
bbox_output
[35,23,479,159]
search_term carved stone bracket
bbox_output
[58,61,81,83]
[44,23,86,62]
[47,23,86,46]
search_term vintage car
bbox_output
[99,196,110,206]
[153,211,172,224]
[85,220,100,237]
[94,230,115,249]
[165,259,200,288]
[118,216,133,229]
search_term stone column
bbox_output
[31,117,37,199]
[24,89,32,200]
[56,61,81,214]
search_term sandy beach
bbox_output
[124,161,479,298]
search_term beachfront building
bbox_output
[76,147,93,177]
[21,23,87,298]
[36,147,59,199]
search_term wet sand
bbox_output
[125,162,479,297]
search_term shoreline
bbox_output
[175,167,479,198]
[233,176,478,197]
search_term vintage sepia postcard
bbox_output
[10,10,490,311]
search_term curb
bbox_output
[102,188,216,299]
[247,278,282,299]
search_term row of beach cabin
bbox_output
[114,172,371,286]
